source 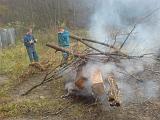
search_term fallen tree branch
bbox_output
[21,64,64,96]
[73,37,108,56]
[70,34,115,49]
[46,44,86,58]
[21,58,85,96]
[21,72,62,96]
[46,43,118,58]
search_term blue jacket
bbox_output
[23,34,35,48]
[58,30,70,48]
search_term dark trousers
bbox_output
[61,52,69,65]
[26,46,39,62]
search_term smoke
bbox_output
[86,0,160,103]
[65,0,160,104]
[118,79,160,103]
[89,0,160,55]
[64,60,160,104]
[81,62,160,103]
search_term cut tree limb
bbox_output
[46,44,86,58]
[107,74,120,106]
[91,69,105,96]
[70,34,115,49]
[46,43,116,58]
[70,37,108,56]
[70,34,129,57]
[21,58,84,96]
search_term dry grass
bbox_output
[0,29,89,119]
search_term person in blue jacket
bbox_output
[23,28,39,63]
[57,27,70,65]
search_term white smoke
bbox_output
[87,0,160,103]
[65,0,160,104]
[118,79,160,103]
[89,0,160,55]
[82,62,160,103]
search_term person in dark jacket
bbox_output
[23,28,39,63]
[57,27,70,65]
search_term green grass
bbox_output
[0,45,29,77]
[0,30,58,76]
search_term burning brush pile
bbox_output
[44,33,156,107]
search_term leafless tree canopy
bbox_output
[0,0,95,29]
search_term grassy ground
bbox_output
[0,29,89,119]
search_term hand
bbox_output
[29,40,34,44]
[55,50,58,53]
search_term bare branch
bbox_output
[119,25,136,50]
[70,34,115,49]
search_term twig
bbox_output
[112,33,118,47]
[118,71,143,82]
[145,68,160,74]
[119,25,136,50]
[44,59,85,83]
[43,101,74,116]
[51,104,74,115]
[77,38,109,56]
[87,102,98,107]
[45,63,64,77]
[127,72,142,82]
[138,7,160,24]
